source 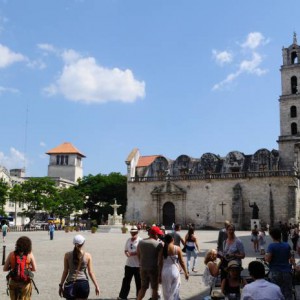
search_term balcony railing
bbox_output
[129,170,295,182]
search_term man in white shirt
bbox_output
[241,261,284,300]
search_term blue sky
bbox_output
[0,0,298,177]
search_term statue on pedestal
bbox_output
[249,201,259,219]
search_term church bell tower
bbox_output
[278,33,300,171]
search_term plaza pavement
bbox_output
[0,229,297,300]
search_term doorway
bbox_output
[162,202,175,228]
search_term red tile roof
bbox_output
[137,155,160,167]
[46,142,86,157]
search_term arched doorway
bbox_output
[163,202,175,228]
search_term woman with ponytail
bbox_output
[58,235,100,299]
[159,234,188,300]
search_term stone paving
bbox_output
[0,229,297,300]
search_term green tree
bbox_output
[20,177,58,222]
[77,172,127,224]
[0,178,9,216]
[53,186,84,224]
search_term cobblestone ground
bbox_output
[0,229,298,300]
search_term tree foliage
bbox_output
[77,172,127,224]
[0,178,9,215]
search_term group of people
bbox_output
[3,234,100,300]
[204,221,297,300]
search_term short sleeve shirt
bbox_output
[125,236,141,268]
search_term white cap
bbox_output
[73,234,85,245]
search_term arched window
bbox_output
[291,76,298,94]
[291,122,298,135]
[291,106,297,118]
[291,51,298,64]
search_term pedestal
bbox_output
[250,219,260,229]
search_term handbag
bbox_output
[63,253,84,299]
[182,245,186,253]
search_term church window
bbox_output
[291,76,298,94]
[291,106,297,118]
[291,51,298,64]
[291,122,298,135]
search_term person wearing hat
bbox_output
[118,225,142,300]
[137,226,163,300]
[58,234,100,299]
[221,260,246,298]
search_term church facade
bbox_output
[125,35,300,229]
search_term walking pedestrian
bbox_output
[2,220,9,243]
[159,234,188,300]
[184,226,200,273]
[118,225,142,300]
[3,236,37,300]
[49,222,55,240]
[170,224,185,247]
[137,226,163,300]
[59,234,100,300]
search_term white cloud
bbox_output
[212,50,233,65]
[0,147,27,170]
[39,142,46,147]
[44,55,145,104]
[37,43,58,54]
[241,32,268,49]
[0,44,27,68]
[212,32,268,91]
[0,86,19,95]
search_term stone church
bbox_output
[125,34,300,229]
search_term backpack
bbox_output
[7,252,33,282]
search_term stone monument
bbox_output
[249,201,260,229]
[99,198,124,233]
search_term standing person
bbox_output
[265,227,293,300]
[258,227,267,255]
[241,261,284,300]
[217,220,230,253]
[170,224,185,247]
[251,224,259,252]
[159,234,188,300]
[48,222,55,240]
[59,234,100,300]
[2,220,9,243]
[184,227,200,273]
[290,224,299,251]
[137,226,163,300]
[118,225,142,300]
[220,224,245,280]
[3,236,37,300]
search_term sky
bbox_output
[0,0,298,177]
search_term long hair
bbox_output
[187,227,194,240]
[163,234,173,259]
[72,244,84,265]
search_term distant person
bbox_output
[3,236,37,300]
[251,225,259,252]
[59,234,100,300]
[2,220,9,243]
[48,222,55,240]
[137,226,163,300]
[184,227,200,273]
[159,234,188,300]
[258,228,267,255]
[170,224,185,247]
[241,261,284,300]
[118,225,142,300]
[217,220,230,252]
[265,227,293,300]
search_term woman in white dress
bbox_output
[159,234,189,300]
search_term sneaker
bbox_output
[192,268,198,273]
